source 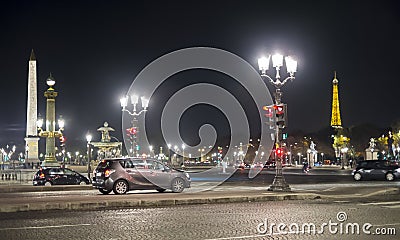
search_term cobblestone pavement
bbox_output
[1,195,399,240]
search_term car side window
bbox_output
[119,160,126,168]
[133,160,146,169]
[125,160,135,168]
[147,160,164,171]
[49,168,61,175]
[64,169,74,175]
[359,162,367,168]
[367,162,376,168]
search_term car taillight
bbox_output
[39,173,45,179]
[104,169,115,178]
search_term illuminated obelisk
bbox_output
[24,50,40,167]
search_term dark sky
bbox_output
[1,0,400,151]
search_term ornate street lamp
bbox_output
[120,94,149,157]
[258,53,297,191]
[37,73,64,167]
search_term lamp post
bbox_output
[174,145,178,167]
[341,147,348,170]
[86,134,92,181]
[258,53,297,191]
[167,144,172,165]
[149,145,153,158]
[321,152,325,165]
[182,144,186,167]
[120,94,149,157]
[37,74,64,167]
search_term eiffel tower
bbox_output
[330,71,342,128]
[330,72,349,162]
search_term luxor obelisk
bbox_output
[24,50,40,167]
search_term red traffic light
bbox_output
[126,127,137,135]
[274,104,284,115]
[59,136,66,143]
[275,148,284,158]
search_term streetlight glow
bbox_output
[86,134,92,143]
[120,96,128,108]
[272,53,283,68]
[258,56,270,73]
[285,56,297,74]
[37,117,43,129]
[130,95,139,105]
[58,117,65,130]
[141,97,149,109]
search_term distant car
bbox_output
[264,160,276,169]
[236,162,250,169]
[33,168,90,186]
[352,160,400,181]
[92,158,191,194]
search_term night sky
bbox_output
[1,1,400,151]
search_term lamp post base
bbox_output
[268,175,291,192]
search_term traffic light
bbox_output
[274,104,287,129]
[282,133,288,140]
[262,105,275,129]
[275,147,284,158]
[59,136,66,145]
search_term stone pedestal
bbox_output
[365,149,378,160]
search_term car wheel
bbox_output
[156,188,166,193]
[171,178,185,193]
[113,180,128,194]
[353,172,362,181]
[44,181,52,186]
[386,172,395,181]
[99,188,112,195]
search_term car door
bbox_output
[145,160,172,189]
[49,168,66,185]
[370,161,386,179]
[126,160,153,188]
[64,169,79,184]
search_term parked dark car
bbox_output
[33,167,90,186]
[352,160,400,181]
[92,158,191,194]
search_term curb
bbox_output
[0,193,320,213]
[0,185,92,193]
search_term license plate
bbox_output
[96,172,102,176]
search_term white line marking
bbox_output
[0,223,93,231]
[360,201,400,206]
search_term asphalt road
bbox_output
[1,194,399,240]
[223,167,353,184]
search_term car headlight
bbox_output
[185,172,190,179]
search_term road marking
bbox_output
[0,223,93,231]
[360,201,400,206]
[382,205,400,209]
[323,187,336,192]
